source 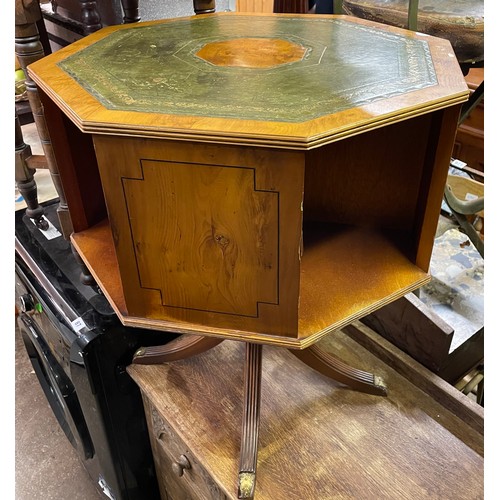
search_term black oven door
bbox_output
[17,312,94,461]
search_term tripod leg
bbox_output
[238,343,263,499]
[290,344,387,396]
[15,6,74,238]
[133,334,224,364]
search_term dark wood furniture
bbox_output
[50,0,140,32]
[15,0,73,235]
[42,0,139,51]
[453,68,484,175]
[128,321,483,499]
[28,12,468,497]
[361,291,484,385]
[14,0,154,238]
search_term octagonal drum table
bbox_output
[28,12,468,499]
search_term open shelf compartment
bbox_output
[72,217,429,348]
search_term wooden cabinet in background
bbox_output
[236,0,274,12]
[453,68,484,174]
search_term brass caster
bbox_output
[132,347,147,363]
[238,471,256,499]
[373,376,388,396]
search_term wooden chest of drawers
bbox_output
[143,398,229,500]
[128,322,483,500]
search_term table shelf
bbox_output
[72,219,428,348]
[298,223,429,340]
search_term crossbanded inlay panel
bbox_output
[122,160,279,317]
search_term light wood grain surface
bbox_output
[236,0,274,12]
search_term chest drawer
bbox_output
[143,396,229,500]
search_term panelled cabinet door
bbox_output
[92,136,303,339]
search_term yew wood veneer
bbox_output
[29,12,468,498]
[28,12,468,348]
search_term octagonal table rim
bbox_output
[28,13,469,150]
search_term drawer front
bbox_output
[144,397,229,500]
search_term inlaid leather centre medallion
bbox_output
[196,37,307,68]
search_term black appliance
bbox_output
[15,199,177,500]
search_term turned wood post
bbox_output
[15,113,48,230]
[193,0,216,14]
[120,0,141,23]
[71,243,97,286]
[15,0,74,238]
[78,0,102,35]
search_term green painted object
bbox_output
[59,16,436,123]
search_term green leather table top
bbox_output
[58,15,437,123]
